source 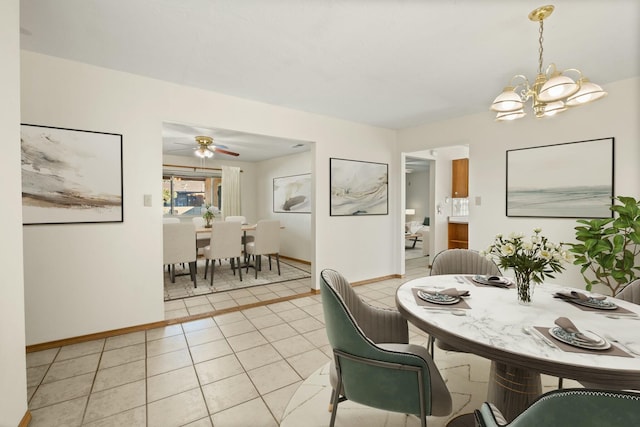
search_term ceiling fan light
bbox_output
[495,109,526,121]
[491,87,524,112]
[538,74,579,102]
[566,79,607,106]
[195,147,214,158]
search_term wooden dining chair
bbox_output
[204,220,243,285]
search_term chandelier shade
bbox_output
[491,5,606,121]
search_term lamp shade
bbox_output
[495,109,526,121]
[491,87,524,112]
[538,74,579,102]
[566,79,607,106]
[405,209,416,215]
[542,101,567,117]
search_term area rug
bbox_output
[164,258,311,301]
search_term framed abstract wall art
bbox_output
[21,124,124,225]
[506,137,614,218]
[273,173,311,213]
[330,158,388,216]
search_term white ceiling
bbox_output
[19,0,640,160]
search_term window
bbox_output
[162,175,221,217]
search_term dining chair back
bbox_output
[428,249,501,355]
[163,222,197,286]
[475,388,640,427]
[192,217,209,250]
[204,220,243,285]
[320,269,452,427]
[616,279,640,304]
[225,216,247,224]
[430,248,501,276]
[245,219,280,279]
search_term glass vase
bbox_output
[514,270,534,305]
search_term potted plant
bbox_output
[569,196,640,295]
[203,204,215,228]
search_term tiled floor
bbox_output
[26,256,577,426]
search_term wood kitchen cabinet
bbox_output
[448,222,468,249]
[452,158,469,197]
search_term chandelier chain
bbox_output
[537,19,544,74]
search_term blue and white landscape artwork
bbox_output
[507,138,613,218]
[330,158,388,216]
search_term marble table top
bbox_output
[396,275,640,387]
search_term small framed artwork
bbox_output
[21,124,124,225]
[330,158,388,216]
[273,173,311,213]
[506,137,614,218]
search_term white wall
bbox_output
[256,151,313,262]
[0,1,28,424]
[398,77,640,292]
[21,51,396,344]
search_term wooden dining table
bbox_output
[395,275,640,421]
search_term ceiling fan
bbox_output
[187,135,239,158]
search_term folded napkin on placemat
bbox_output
[533,326,633,358]
[554,317,599,343]
[410,288,471,309]
[468,275,514,289]
[554,291,606,301]
[420,287,470,297]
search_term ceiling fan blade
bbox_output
[213,147,240,157]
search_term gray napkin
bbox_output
[423,288,470,297]
[554,290,606,301]
[554,317,598,343]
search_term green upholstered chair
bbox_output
[320,269,452,427]
[475,388,640,427]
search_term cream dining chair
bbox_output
[245,219,280,279]
[204,220,243,285]
[163,222,197,287]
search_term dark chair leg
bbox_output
[189,261,197,288]
[204,259,209,279]
[268,255,272,270]
[210,260,215,286]
[237,257,243,281]
[230,258,236,276]
[255,255,260,279]
[276,253,280,275]
[170,264,176,283]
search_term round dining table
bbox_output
[395,275,640,421]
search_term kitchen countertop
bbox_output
[448,216,468,224]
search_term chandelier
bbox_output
[490,5,607,121]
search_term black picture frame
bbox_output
[506,137,614,218]
[330,157,388,216]
[21,123,124,225]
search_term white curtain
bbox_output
[221,165,241,219]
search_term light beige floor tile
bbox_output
[147,388,209,427]
[260,323,299,342]
[195,354,244,385]
[288,317,324,334]
[207,292,233,303]
[212,299,240,310]
[262,381,303,423]
[187,303,216,316]
[302,328,330,348]
[183,416,213,427]
[276,308,308,323]
[286,349,331,379]
[226,330,268,352]
[43,352,100,384]
[147,324,184,342]
[300,304,324,316]
[83,380,146,423]
[147,348,193,377]
[27,386,37,402]
[56,340,104,361]
[29,395,87,427]
[236,343,283,371]
[249,313,285,329]
[29,372,94,410]
[104,331,146,351]
[93,359,146,392]
[211,397,278,427]
[99,343,145,370]
[26,348,59,368]
[266,301,297,313]
[189,338,234,364]
[182,317,216,332]
[183,295,211,308]
[218,319,257,338]
[83,406,146,427]
[212,311,246,326]
[164,299,187,311]
[147,365,199,403]
[256,291,281,301]
[201,372,259,414]
[290,298,316,308]
[27,365,49,388]
[146,334,187,358]
[235,295,261,305]
[271,335,316,359]
[247,360,302,395]
[165,308,189,320]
